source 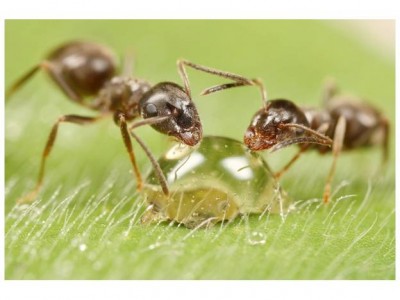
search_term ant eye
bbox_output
[144,103,158,116]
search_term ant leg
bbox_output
[118,114,170,194]
[129,116,170,196]
[6,61,82,102]
[117,114,144,193]
[274,147,306,180]
[17,114,103,204]
[6,65,41,100]
[177,59,268,105]
[273,123,329,179]
[323,116,346,204]
[41,61,82,102]
[130,132,169,196]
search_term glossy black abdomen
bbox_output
[47,41,117,97]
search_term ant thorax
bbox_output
[91,76,151,120]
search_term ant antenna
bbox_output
[177,59,268,108]
[270,123,333,152]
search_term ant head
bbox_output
[244,99,311,151]
[139,82,202,146]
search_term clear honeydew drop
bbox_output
[142,136,289,228]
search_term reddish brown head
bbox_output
[244,99,331,152]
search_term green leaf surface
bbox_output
[5,20,395,279]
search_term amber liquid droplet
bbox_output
[142,136,288,228]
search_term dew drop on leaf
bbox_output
[248,231,267,246]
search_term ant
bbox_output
[243,79,389,203]
[6,41,233,203]
[179,63,389,203]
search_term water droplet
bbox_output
[248,231,266,246]
[79,244,87,252]
[143,136,289,228]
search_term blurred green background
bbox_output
[5,20,395,279]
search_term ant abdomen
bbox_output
[139,82,202,146]
[46,41,117,97]
[325,101,385,150]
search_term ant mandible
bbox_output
[179,63,389,204]
[6,41,227,203]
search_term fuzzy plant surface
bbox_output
[5,20,395,279]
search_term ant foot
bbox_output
[323,185,331,204]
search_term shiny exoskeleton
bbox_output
[246,80,389,203]
[244,99,333,152]
[245,95,388,158]
[7,41,210,203]
[180,64,389,203]
[303,99,388,156]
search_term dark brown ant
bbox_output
[179,63,389,204]
[243,79,389,203]
[6,41,222,203]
